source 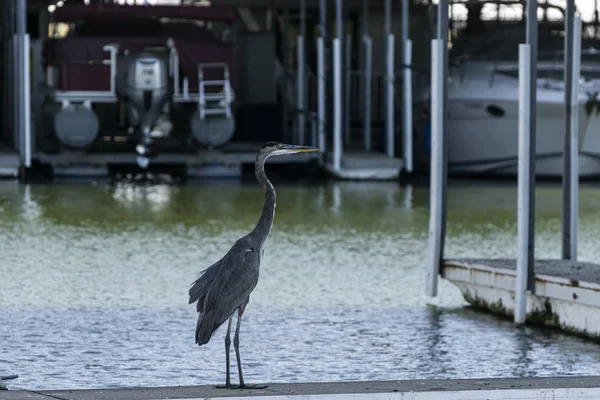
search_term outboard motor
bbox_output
[122,52,170,168]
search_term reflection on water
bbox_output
[1,179,600,389]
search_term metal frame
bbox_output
[51,44,119,104]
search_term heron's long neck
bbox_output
[252,156,276,246]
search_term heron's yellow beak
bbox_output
[283,145,320,153]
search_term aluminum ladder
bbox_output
[197,62,233,120]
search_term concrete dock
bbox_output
[3,377,600,399]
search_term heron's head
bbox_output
[260,142,320,157]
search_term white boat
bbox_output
[412,9,600,179]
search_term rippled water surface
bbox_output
[2,179,600,390]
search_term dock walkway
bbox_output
[3,377,600,399]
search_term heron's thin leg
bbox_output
[233,306,245,388]
[215,317,233,389]
[224,316,233,388]
[231,304,268,390]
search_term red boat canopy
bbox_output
[52,3,237,23]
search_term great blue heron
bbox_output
[188,141,319,389]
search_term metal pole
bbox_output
[516,43,532,325]
[282,0,290,142]
[333,38,342,172]
[16,0,26,164]
[2,0,13,145]
[426,39,445,298]
[384,0,394,158]
[318,0,327,155]
[13,34,19,155]
[437,0,450,269]
[562,0,575,260]
[362,0,372,151]
[594,0,600,39]
[297,0,306,145]
[402,0,413,172]
[333,0,343,170]
[318,37,326,155]
[364,37,372,151]
[526,0,537,291]
[562,0,581,260]
[344,33,351,145]
[565,16,582,261]
[23,34,31,168]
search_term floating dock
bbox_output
[3,377,600,399]
[324,151,404,180]
[443,259,600,340]
[19,141,322,179]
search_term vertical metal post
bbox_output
[333,39,342,172]
[297,0,306,145]
[23,34,31,168]
[426,39,445,298]
[2,0,13,145]
[362,0,372,151]
[13,35,20,155]
[595,0,599,39]
[282,0,290,142]
[16,0,26,163]
[384,0,394,158]
[318,0,327,155]
[402,0,413,173]
[437,0,450,270]
[344,33,351,145]
[562,0,577,260]
[526,0,537,291]
[564,15,581,261]
[333,0,343,170]
[516,44,532,325]
[318,37,326,155]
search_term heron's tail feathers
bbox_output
[195,311,215,346]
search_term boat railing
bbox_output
[48,43,119,105]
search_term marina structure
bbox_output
[427,0,600,340]
[0,0,420,180]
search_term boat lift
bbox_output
[291,0,413,180]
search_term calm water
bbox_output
[2,178,600,390]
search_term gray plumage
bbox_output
[188,142,319,389]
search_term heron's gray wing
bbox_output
[188,258,223,307]
[193,246,260,345]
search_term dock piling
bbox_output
[344,33,352,146]
[318,0,327,155]
[562,0,580,261]
[516,43,532,325]
[333,38,342,172]
[525,0,538,291]
[426,0,449,298]
[296,0,306,145]
[401,0,413,173]
[384,0,394,158]
[362,0,372,152]
[426,38,445,298]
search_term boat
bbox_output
[413,9,600,179]
[39,2,239,168]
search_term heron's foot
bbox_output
[214,384,268,390]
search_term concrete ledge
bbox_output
[4,377,600,400]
